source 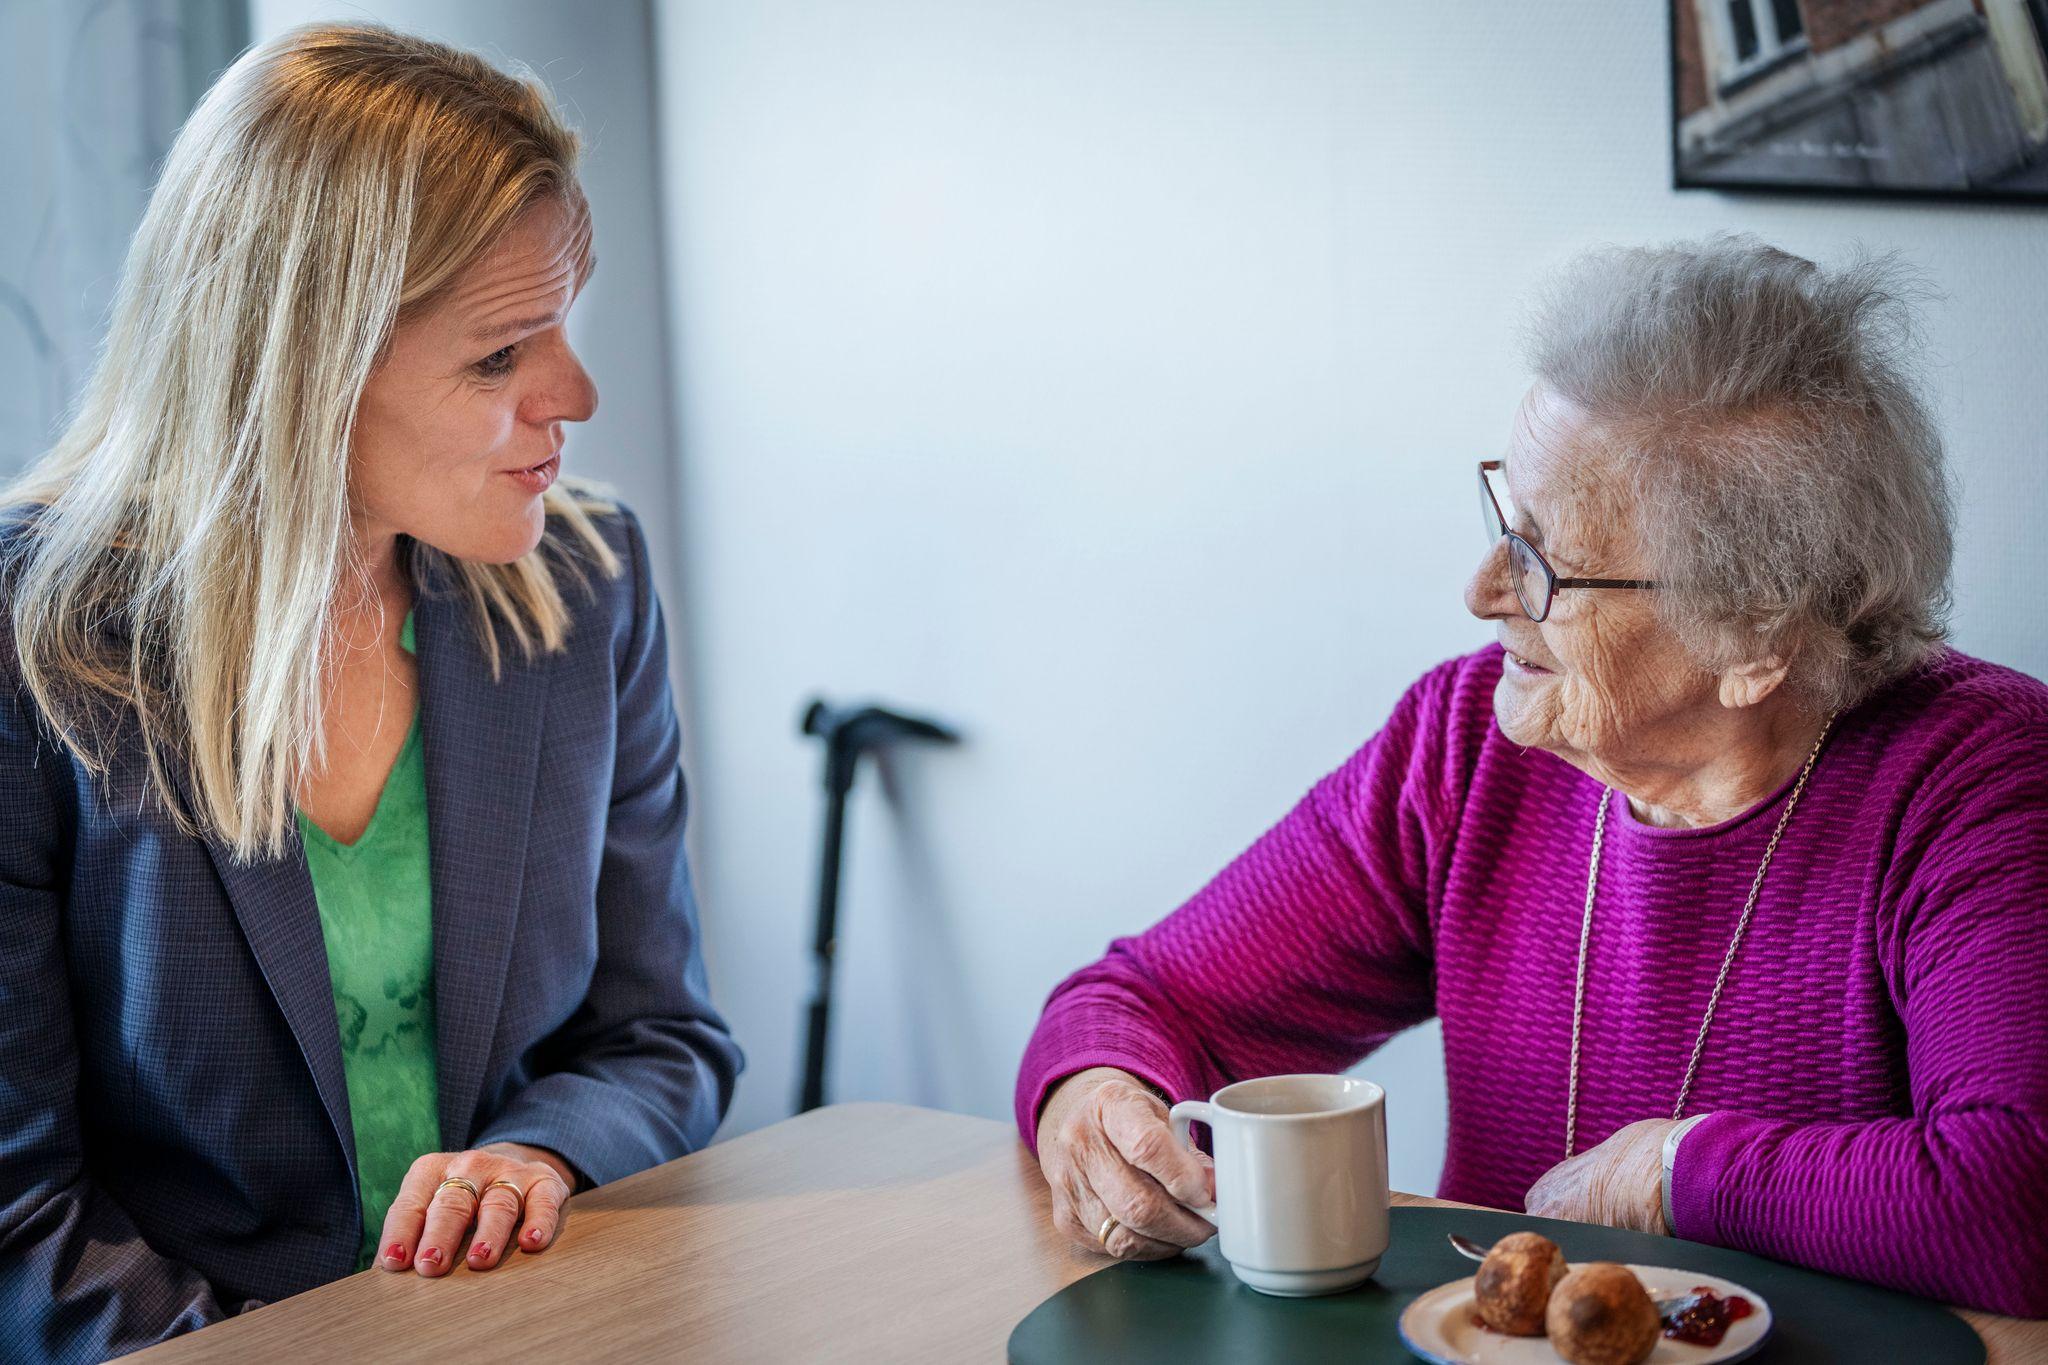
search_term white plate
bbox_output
[1397,1263,1773,1365]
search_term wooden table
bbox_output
[132,1102,2044,1363]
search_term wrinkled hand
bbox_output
[1523,1118,1676,1235]
[377,1141,576,1276]
[1036,1067,1216,1262]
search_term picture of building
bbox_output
[1674,0,2048,196]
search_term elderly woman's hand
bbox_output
[1036,1067,1217,1261]
[1522,1117,1676,1235]
[377,1141,576,1275]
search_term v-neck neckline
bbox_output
[297,609,422,855]
[297,707,422,856]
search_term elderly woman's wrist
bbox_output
[1659,1114,1711,1235]
[1037,1066,1162,1146]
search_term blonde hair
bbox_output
[1,22,622,862]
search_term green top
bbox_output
[297,611,439,1270]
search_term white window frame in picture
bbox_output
[1709,0,1811,91]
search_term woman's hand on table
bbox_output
[377,1141,576,1276]
[1523,1117,1676,1235]
[1036,1067,1216,1261]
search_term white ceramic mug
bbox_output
[1168,1074,1390,1297]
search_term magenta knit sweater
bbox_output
[1016,645,2048,1317]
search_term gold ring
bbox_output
[435,1176,482,1206]
[1096,1214,1120,1247]
[483,1178,526,1206]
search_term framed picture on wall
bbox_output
[1671,0,2048,202]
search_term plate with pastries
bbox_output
[1398,1231,1772,1365]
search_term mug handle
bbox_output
[1167,1100,1220,1225]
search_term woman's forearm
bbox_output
[1015,691,1453,1149]
[1016,952,1220,1149]
[1671,1107,2048,1318]
[1013,669,1466,1151]
[475,1013,741,1186]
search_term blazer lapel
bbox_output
[412,561,550,1149]
[192,788,357,1184]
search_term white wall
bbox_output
[653,1,2048,1196]
[2,1,244,475]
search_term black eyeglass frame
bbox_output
[1478,459,1658,623]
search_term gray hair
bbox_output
[1523,235,1954,714]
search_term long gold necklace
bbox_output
[1563,713,1838,1158]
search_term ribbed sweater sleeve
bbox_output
[1014,660,1460,1148]
[1671,720,2048,1318]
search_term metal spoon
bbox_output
[1447,1233,1492,1263]
[1446,1234,1697,1315]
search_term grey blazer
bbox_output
[0,505,742,1362]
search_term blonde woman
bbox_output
[0,24,740,1359]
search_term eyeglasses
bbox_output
[1478,460,1657,623]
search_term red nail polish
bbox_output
[386,1243,407,1264]
[470,1242,492,1260]
[524,1227,543,1245]
[419,1247,442,1264]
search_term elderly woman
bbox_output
[0,24,739,1360]
[1019,239,2048,1318]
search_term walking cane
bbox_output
[795,699,960,1114]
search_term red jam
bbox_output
[1661,1286,1755,1347]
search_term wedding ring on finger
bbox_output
[1096,1214,1120,1248]
[435,1176,482,1208]
[483,1178,526,1209]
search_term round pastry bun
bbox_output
[1545,1261,1661,1365]
[1473,1231,1568,1336]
